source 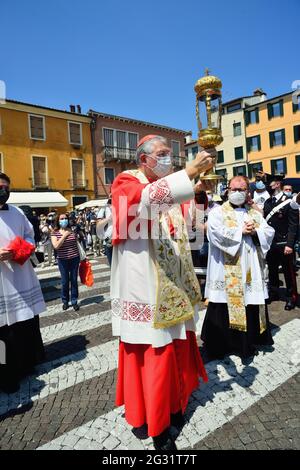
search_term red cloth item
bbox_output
[79,259,94,287]
[111,172,148,246]
[115,331,208,437]
[137,134,159,148]
[6,236,35,265]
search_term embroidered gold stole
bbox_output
[125,170,201,329]
[222,201,266,333]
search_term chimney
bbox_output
[185,133,193,144]
[253,88,267,101]
[77,105,82,114]
[69,104,76,112]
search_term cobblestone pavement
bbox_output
[0,258,299,450]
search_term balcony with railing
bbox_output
[29,177,50,189]
[103,146,136,163]
[68,178,89,189]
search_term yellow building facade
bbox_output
[246,92,300,178]
[0,100,95,210]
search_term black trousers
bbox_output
[266,245,298,301]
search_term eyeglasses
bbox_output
[0,185,9,190]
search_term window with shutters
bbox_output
[268,100,284,120]
[246,135,261,152]
[32,156,48,188]
[233,122,242,136]
[216,168,227,179]
[171,140,180,157]
[102,128,138,161]
[249,162,263,178]
[29,115,45,140]
[245,108,259,125]
[217,150,224,163]
[103,128,114,147]
[68,122,82,145]
[271,158,286,175]
[269,129,285,147]
[295,155,300,173]
[128,132,138,150]
[234,146,244,160]
[294,125,300,143]
[104,168,115,185]
[71,159,84,188]
[233,165,246,176]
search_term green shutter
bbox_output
[294,125,300,143]
[271,160,275,174]
[248,165,252,178]
[279,99,284,117]
[296,155,300,172]
[293,101,298,113]
[258,135,261,151]
[217,151,224,163]
[246,137,251,153]
[282,129,286,146]
[283,158,287,174]
[255,108,259,123]
[235,147,243,160]
[245,111,250,126]
[268,103,273,120]
[269,132,273,148]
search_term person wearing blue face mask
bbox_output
[253,180,270,210]
[51,214,80,311]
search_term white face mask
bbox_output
[147,155,172,178]
[229,191,247,206]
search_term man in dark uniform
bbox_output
[264,178,299,310]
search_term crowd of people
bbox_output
[34,207,110,265]
[1,137,300,450]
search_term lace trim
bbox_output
[149,179,174,205]
[206,280,264,292]
[112,298,154,323]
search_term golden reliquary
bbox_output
[194,69,223,181]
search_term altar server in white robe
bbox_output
[201,175,275,360]
[0,172,45,393]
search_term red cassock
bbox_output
[112,172,208,437]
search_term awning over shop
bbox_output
[76,199,108,210]
[8,192,68,208]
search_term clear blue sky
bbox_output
[1,0,299,136]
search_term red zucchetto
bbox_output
[137,134,159,148]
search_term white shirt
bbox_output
[253,190,270,209]
[97,206,113,240]
[205,205,275,305]
[290,194,300,210]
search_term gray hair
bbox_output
[136,136,168,165]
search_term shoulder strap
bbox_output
[265,198,291,223]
